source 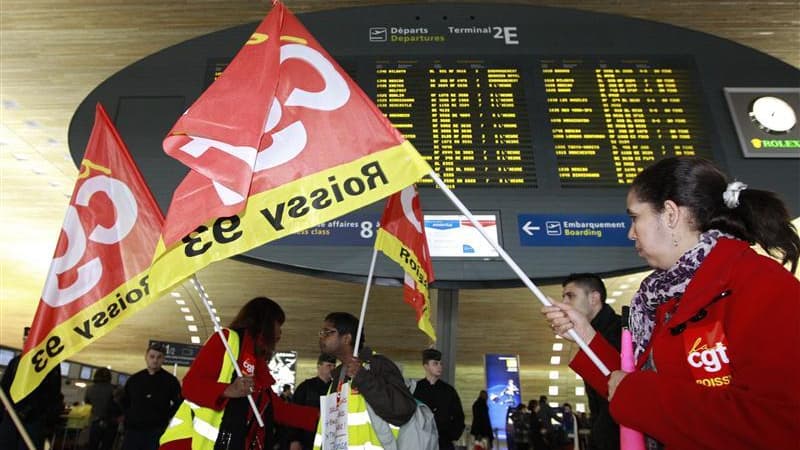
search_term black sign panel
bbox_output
[724,87,800,158]
[149,340,202,367]
[542,57,712,186]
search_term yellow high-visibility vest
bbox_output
[313,356,399,450]
[159,329,240,450]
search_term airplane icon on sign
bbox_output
[546,221,562,236]
[369,27,388,42]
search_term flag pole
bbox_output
[353,248,380,359]
[189,276,265,427]
[427,170,610,376]
[0,388,36,450]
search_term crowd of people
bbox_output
[2,156,798,450]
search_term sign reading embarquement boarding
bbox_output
[517,214,632,246]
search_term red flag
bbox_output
[375,186,436,340]
[10,103,164,401]
[160,5,283,245]
[150,2,430,297]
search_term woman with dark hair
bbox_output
[469,390,493,449]
[160,297,318,450]
[85,368,120,450]
[543,157,800,449]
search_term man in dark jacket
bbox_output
[561,273,621,450]
[413,348,465,449]
[288,353,336,450]
[120,342,182,450]
[319,312,416,427]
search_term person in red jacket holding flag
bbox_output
[542,157,800,449]
[160,297,318,450]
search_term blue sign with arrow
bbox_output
[518,214,632,247]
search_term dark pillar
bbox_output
[435,288,459,385]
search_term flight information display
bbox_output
[541,57,712,186]
[205,56,712,189]
[373,59,536,188]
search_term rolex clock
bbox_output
[725,87,800,158]
[749,96,797,134]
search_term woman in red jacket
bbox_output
[543,157,800,449]
[161,297,318,450]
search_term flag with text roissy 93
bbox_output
[149,1,431,298]
[374,185,436,341]
[10,103,164,402]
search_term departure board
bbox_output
[542,57,712,187]
[374,59,535,188]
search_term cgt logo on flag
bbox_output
[10,103,164,402]
[369,27,388,42]
[150,1,431,301]
[375,185,436,340]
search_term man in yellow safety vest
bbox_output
[314,312,416,449]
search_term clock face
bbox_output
[748,96,797,134]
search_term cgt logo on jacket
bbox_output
[684,322,732,387]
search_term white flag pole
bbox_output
[189,276,265,427]
[353,248,380,359]
[427,171,610,376]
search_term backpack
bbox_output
[366,399,439,450]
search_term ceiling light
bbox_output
[180,307,190,313]
[552,343,563,351]
[611,290,623,296]
[575,373,583,380]
[575,386,585,396]
[548,386,559,396]
[184,315,195,322]
[619,284,631,289]
[550,356,561,365]
[606,298,617,304]
[175,300,186,305]
[187,325,198,332]
[190,336,201,344]
[549,370,559,379]
[170,292,181,298]
[576,403,585,413]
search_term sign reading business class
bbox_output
[518,214,632,246]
